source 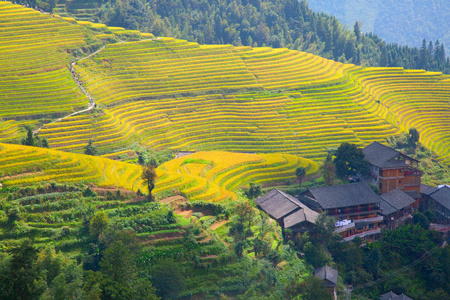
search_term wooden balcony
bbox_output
[343,228,381,242]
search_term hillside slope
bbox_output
[0,144,316,201]
[307,0,450,53]
[40,38,450,163]
[0,1,153,142]
[1,4,449,164]
[0,2,88,122]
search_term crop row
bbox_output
[1,143,316,204]
[0,2,89,120]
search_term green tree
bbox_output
[379,44,388,67]
[353,21,361,43]
[100,240,144,299]
[22,126,35,147]
[8,239,42,300]
[302,275,333,300]
[41,137,49,148]
[303,242,331,268]
[138,152,147,166]
[84,139,99,156]
[334,142,369,180]
[90,211,110,240]
[420,39,428,69]
[244,182,262,199]
[141,164,157,201]
[234,241,245,258]
[413,212,430,229]
[37,248,84,300]
[150,259,184,300]
[313,213,336,246]
[363,246,381,279]
[296,166,306,191]
[235,201,256,228]
[321,153,335,186]
[408,127,420,146]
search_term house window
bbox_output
[399,180,402,184]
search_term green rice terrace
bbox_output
[1,2,450,299]
[0,1,449,164]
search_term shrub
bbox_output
[191,212,202,219]
[83,187,97,198]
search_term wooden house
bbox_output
[379,188,416,229]
[300,182,383,241]
[423,185,450,224]
[315,265,338,299]
[363,142,421,195]
[255,188,319,233]
[380,291,413,300]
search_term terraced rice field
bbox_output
[0,120,20,142]
[1,3,449,164]
[40,38,449,162]
[0,1,90,119]
[0,144,315,202]
[157,151,318,201]
[0,143,144,190]
[73,38,262,105]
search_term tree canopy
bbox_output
[141,164,157,201]
[333,142,369,180]
[84,139,99,156]
[89,0,450,73]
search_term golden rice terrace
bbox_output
[1,1,450,164]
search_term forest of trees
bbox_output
[92,0,450,73]
[14,0,450,73]
[307,0,450,57]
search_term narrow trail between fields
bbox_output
[33,37,161,137]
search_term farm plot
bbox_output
[0,143,143,190]
[0,143,316,203]
[158,151,318,201]
[73,38,263,105]
[0,2,89,120]
[347,68,450,162]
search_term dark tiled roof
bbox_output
[255,189,299,220]
[420,183,434,194]
[380,291,413,300]
[255,189,319,226]
[380,189,416,216]
[379,201,397,216]
[380,291,398,300]
[283,205,318,229]
[404,191,420,200]
[427,186,450,210]
[363,141,416,168]
[315,265,338,287]
[305,182,380,209]
[297,194,322,210]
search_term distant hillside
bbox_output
[42,36,450,164]
[307,0,450,54]
[17,0,450,73]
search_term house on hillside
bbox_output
[363,142,421,195]
[422,185,450,224]
[380,291,413,300]
[379,189,416,229]
[299,182,383,241]
[254,189,319,233]
[314,265,338,299]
